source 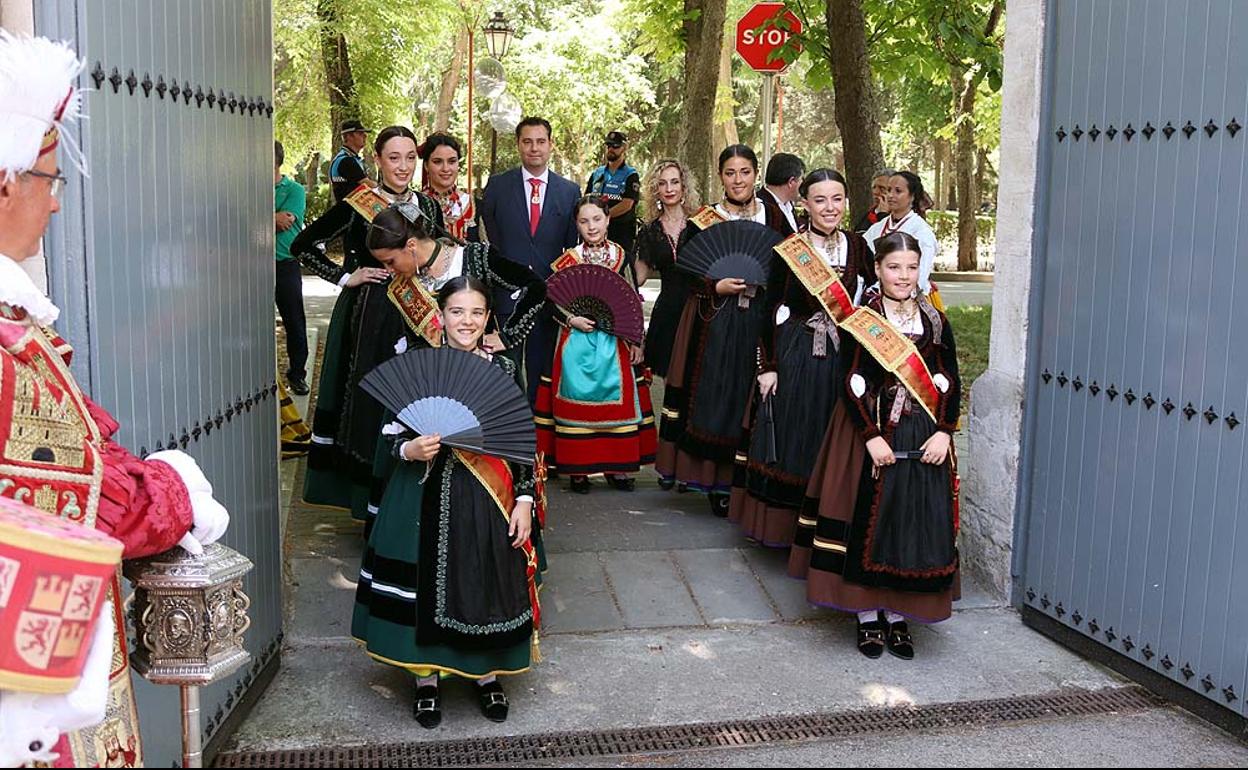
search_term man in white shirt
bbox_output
[480,116,580,396]
[757,152,805,236]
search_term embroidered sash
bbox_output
[343,183,391,221]
[386,276,441,347]
[689,205,727,230]
[838,307,941,421]
[773,234,855,324]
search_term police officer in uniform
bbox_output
[585,130,641,253]
[329,119,370,203]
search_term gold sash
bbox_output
[690,205,727,230]
[773,234,856,324]
[343,183,391,222]
[386,276,441,347]
[839,307,941,421]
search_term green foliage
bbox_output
[944,303,992,410]
[274,0,463,173]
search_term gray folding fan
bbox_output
[360,347,536,465]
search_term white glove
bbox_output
[147,450,230,556]
[0,612,114,767]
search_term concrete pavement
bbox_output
[228,278,1248,767]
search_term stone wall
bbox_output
[960,0,1046,602]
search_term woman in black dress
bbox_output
[632,159,700,380]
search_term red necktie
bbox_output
[529,178,542,236]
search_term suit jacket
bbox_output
[481,167,580,312]
[757,187,799,236]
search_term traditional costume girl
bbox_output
[654,195,786,514]
[534,241,656,480]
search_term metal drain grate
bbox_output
[215,686,1160,767]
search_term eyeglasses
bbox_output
[24,169,67,199]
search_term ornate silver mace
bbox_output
[124,543,253,768]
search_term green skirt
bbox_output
[352,452,534,678]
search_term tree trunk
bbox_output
[824,0,886,223]
[316,0,360,153]
[951,67,977,271]
[679,0,729,200]
[712,26,739,151]
[933,138,945,209]
[434,29,468,132]
[975,147,989,209]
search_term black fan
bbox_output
[360,347,536,465]
[676,219,783,286]
[546,263,645,345]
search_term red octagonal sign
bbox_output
[736,2,803,73]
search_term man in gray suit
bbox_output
[480,116,580,397]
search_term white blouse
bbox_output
[863,213,939,293]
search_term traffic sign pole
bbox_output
[760,73,775,175]
[735,2,802,168]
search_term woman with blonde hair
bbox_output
[632,159,700,379]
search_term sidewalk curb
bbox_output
[932,271,994,283]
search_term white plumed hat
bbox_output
[0,30,86,181]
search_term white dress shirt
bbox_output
[522,167,550,213]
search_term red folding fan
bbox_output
[545,264,645,345]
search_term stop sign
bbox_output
[736,2,803,73]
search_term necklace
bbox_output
[417,242,447,290]
[580,241,615,267]
[883,295,919,329]
[881,212,912,236]
[720,196,759,221]
[809,228,845,269]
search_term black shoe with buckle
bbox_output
[413,683,441,728]
[887,620,915,660]
[658,477,676,491]
[287,375,310,396]
[857,618,887,659]
[709,493,730,518]
[607,475,636,491]
[477,679,509,722]
[570,476,591,494]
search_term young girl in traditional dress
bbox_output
[362,200,547,524]
[535,196,656,494]
[803,231,960,660]
[655,145,786,516]
[728,169,873,546]
[420,132,476,242]
[352,275,540,728]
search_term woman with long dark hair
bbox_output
[420,132,476,242]
[654,145,784,515]
[359,201,548,522]
[290,126,435,517]
[728,169,873,546]
[862,171,943,307]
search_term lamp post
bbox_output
[483,11,515,176]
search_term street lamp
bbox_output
[483,11,516,176]
[483,12,515,60]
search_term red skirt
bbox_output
[535,328,657,475]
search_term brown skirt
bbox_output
[787,402,958,623]
[728,487,798,547]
